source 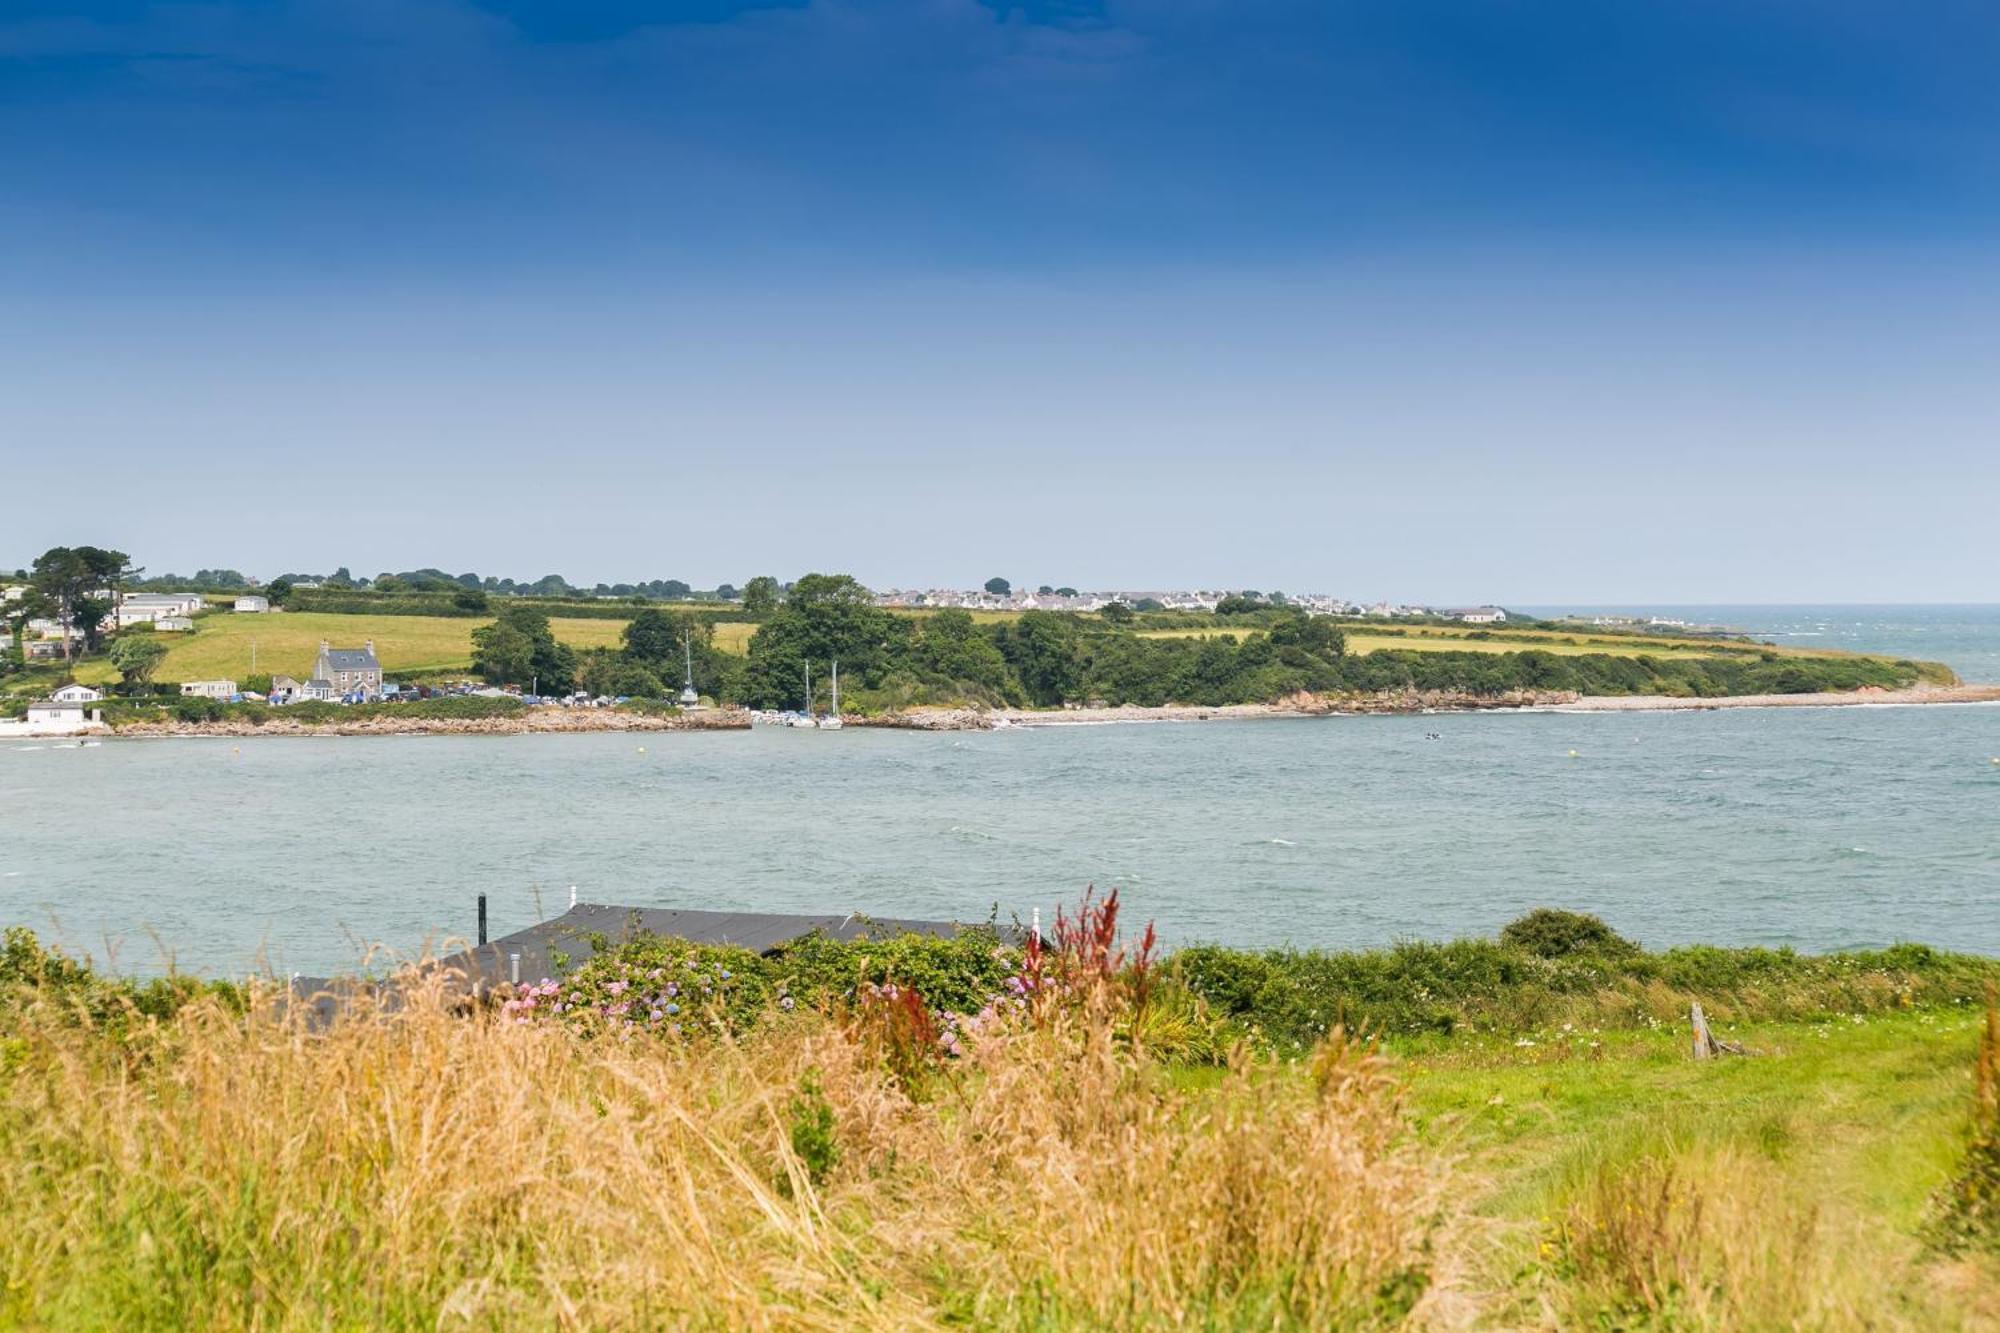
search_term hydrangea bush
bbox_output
[504,939,777,1038]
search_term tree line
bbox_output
[462,571,1921,710]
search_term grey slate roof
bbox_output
[290,903,1015,1011]
[435,903,998,988]
[322,647,380,671]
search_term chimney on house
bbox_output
[365,639,375,655]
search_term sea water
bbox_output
[5,604,1998,976]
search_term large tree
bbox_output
[740,573,902,708]
[999,611,1082,706]
[30,545,135,664]
[741,575,781,617]
[108,634,168,686]
[470,605,576,692]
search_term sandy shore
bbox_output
[1545,683,2000,712]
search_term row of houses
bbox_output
[872,587,1508,623]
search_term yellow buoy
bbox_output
[1568,749,1578,757]
[637,746,647,754]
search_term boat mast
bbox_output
[804,660,811,713]
[831,658,839,716]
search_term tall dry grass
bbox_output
[1542,1142,1975,1331]
[0,972,1440,1330]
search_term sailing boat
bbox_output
[817,658,844,729]
[783,661,817,726]
[678,629,701,709]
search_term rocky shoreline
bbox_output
[108,708,753,739]
[868,682,2000,728]
[871,688,1579,730]
[79,682,2000,739]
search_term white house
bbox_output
[50,684,104,703]
[116,592,204,627]
[1444,607,1507,624]
[180,680,238,699]
[155,616,193,632]
[13,700,105,734]
[233,596,270,613]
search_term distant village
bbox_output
[2,573,1530,738]
[870,586,1510,622]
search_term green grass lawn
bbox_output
[1394,1009,1996,1323]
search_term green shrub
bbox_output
[784,1070,840,1192]
[0,927,241,1029]
[1500,909,1639,959]
[515,936,774,1038]
[775,926,1017,1016]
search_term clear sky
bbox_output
[5,1,1998,602]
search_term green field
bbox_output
[34,612,638,687]
[1136,624,1741,658]
[1398,1011,1991,1323]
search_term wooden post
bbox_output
[1691,1001,1715,1059]
[477,893,488,947]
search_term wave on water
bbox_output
[1264,838,1298,847]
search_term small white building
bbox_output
[154,616,194,631]
[16,700,104,733]
[180,679,238,699]
[1444,607,1507,625]
[25,618,81,641]
[233,596,270,613]
[116,593,205,627]
[51,684,104,703]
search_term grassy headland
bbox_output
[5,576,1955,718]
[2,906,1998,1327]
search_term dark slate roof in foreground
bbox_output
[291,903,1010,1006]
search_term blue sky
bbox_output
[5,1,1998,601]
